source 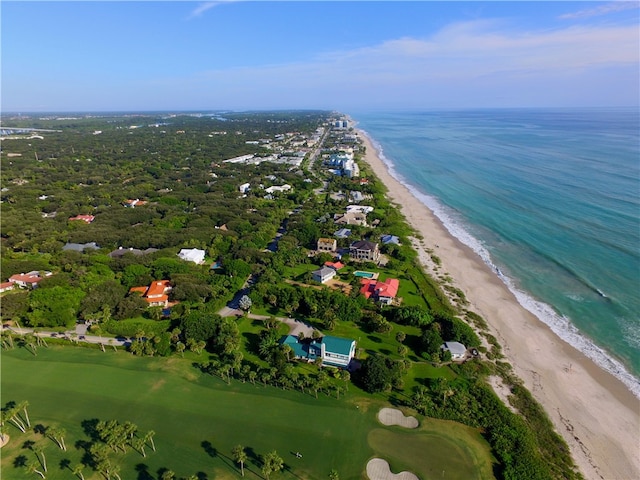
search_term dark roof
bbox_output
[350,240,377,251]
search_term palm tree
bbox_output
[72,464,85,480]
[27,462,46,478]
[329,470,340,480]
[145,430,156,452]
[33,445,47,472]
[248,371,257,385]
[133,437,146,457]
[261,450,284,479]
[160,470,175,480]
[231,445,248,477]
[19,401,31,427]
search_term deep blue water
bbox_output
[353,108,640,396]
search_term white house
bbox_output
[441,341,467,360]
[265,184,292,194]
[312,266,336,284]
[178,248,206,264]
[239,183,251,194]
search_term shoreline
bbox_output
[356,128,640,480]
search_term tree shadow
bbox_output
[33,423,48,435]
[367,335,382,343]
[59,458,71,471]
[201,440,217,458]
[80,418,101,441]
[135,463,154,480]
[13,455,27,468]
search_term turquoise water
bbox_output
[353,109,640,396]
[353,271,375,278]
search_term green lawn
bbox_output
[1,346,495,480]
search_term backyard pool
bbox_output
[353,271,376,279]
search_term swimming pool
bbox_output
[353,271,375,278]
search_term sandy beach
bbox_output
[357,130,640,480]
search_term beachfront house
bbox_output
[312,266,336,284]
[317,237,337,252]
[334,212,367,226]
[349,240,380,263]
[359,277,400,305]
[178,248,206,264]
[441,341,467,360]
[280,335,356,369]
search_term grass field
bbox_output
[1,346,495,480]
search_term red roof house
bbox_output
[360,277,400,305]
[69,214,95,223]
[8,271,46,288]
[0,281,15,293]
[324,261,345,270]
[129,280,172,307]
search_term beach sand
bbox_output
[357,130,640,480]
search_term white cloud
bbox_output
[559,1,639,20]
[187,1,242,20]
[150,18,639,108]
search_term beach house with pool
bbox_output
[280,335,356,369]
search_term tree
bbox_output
[261,450,284,479]
[33,445,47,472]
[232,445,248,477]
[145,430,156,452]
[360,355,392,393]
[27,462,46,479]
[72,464,85,480]
[48,427,66,451]
[329,470,340,480]
[238,294,252,312]
[395,331,406,343]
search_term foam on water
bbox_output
[361,129,640,399]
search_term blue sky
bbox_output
[2,1,639,112]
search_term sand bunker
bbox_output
[377,408,419,428]
[366,458,419,480]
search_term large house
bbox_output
[280,335,356,369]
[349,240,380,263]
[312,266,336,284]
[63,242,100,252]
[317,238,337,252]
[178,248,206,264]
[360,277,400,305]
[8,271,51,289]
[334,212,367,226]
[129,280,172,307]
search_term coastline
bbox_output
[356,128,640,480]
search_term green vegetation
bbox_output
[1,112,580,480]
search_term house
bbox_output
[69,214,95,223]
[280,334,356,368]
[381,234,401,245]
[350,191,364,203]
[238,183,251,194]
[441,341,467,360]
[9,271,50,289]
[178,248,206,264]
[124,198,147,208]
[360,277,400,305]
[333,228,352,239]
[63,242,100,252]
[0,282,15,293]
[346,205,373,214]
[324,261,345,271]
[129,280,172,307]
[312,266,336,284]
[349,240,380,263]
[265,184,292,194]
[317,238,337,252]
[108,247,158,258]
[334,212,367,226]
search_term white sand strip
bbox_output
[378,408,419,428]
[366,458,419,480]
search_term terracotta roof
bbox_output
[69,214,95,223]
[324,261,345,270]
[359,277,399,299]
[9,273,43,284]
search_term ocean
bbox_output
[352,108,640,397]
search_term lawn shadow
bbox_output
[201,440,217,458]
[80,418,101,441]
[242,331,261,355]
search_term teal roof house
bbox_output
[280,335,356,368]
